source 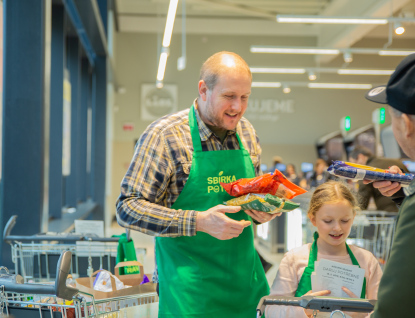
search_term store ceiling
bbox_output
[114,0,415,64]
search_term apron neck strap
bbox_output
[189,104,246,152]
[310,231,366,299]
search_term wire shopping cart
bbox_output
[347,211,396,267]
[257,295,376,318]
[3,216,146,282]
[0,251,158,318]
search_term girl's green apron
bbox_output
[295,232,366,298]
[156,105,269,318]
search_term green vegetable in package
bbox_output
[224,193,300,214]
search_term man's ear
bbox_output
[198,80,208,101]
[402,113,414,138]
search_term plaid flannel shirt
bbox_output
[116,102,262,237]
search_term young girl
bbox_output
[265,181,382,318]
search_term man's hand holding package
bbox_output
[196,205,251,240]
[196,205,279,240]
[363,165,403,196]
[244,209,281,223]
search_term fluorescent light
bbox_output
[251,47,340,55]
[162,0,179,47]
[252,82,281,88]
[308,83,372,89]
[250,67,306,74]
[276,15,388,24]
[378,50,415,56]
[337,69,394,75]
[157,52,169,81]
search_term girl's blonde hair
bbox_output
[307,181,360,219]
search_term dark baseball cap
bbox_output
[365,53,415,115]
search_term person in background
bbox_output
[116,51,280,318]
[362,53,415,318]
[348,145,408,212]
[269,155,285,173]
[285,163,301,186]
[265,181,382,318]
[308,159,330,189]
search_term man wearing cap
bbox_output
[364,53,415,317]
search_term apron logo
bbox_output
[207,171,236,193]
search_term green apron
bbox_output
[156,105,269,318]
[295,232,366,298]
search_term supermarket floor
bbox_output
[109,221,284,287]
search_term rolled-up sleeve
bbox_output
[116,127,197,237]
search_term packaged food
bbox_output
[220,169,307,199]
[224,193,300,213]
[327,161,415,186]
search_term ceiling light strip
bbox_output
[251,47,340,55]
[250,67,394,75]
[251,46,415,56]
[250,67,306,74]
[162,0,179,47]
[337,69,394,75]
[276,15,388,24]
[251,82,282,88]
[308,83,372,89]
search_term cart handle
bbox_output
[3,215,120,243]
[256,295,376,317]
[0,250,78,300]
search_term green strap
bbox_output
[295,232,366,298]
[346,243,367,299]
[189,105,246,153]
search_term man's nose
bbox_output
[231,98,242,112]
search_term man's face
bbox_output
[389,106,413,159]
[200,71,251,131]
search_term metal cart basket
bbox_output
[0,251,158,318]
[347,211,396,267]
[3,216,145,282]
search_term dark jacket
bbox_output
[372,179,415,317]
[357,157,408,212]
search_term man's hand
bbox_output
[363,165,403,197]
[196,205,251,240]
[244,210,281,223]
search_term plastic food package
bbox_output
[93,270,130,292]
[220,169,307,199]
[224,193,300,213]
[328,161,415,186]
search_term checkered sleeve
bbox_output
[116,125,197,237]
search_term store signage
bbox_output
[141,84,178,121]
[245,99,295,122]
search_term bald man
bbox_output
[116,52,278,318]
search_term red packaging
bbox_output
[220,169,307,199]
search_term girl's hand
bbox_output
[303,290,331,318]
[342,287,369,318]
[341,286,358,298]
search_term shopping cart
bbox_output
[257,295,376,318]
[347,211,396,267]
[3,216,145,282]
[0,251,158,318]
